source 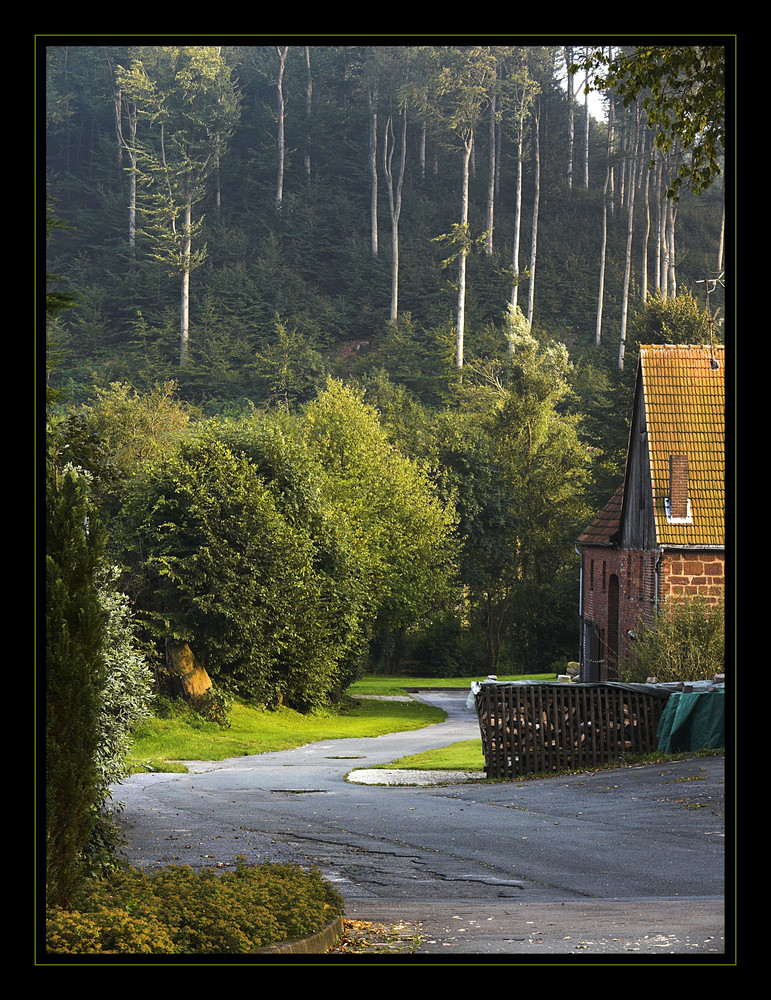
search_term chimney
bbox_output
[669,454,689,520]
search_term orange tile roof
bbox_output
[640,344,725,548]
[577,486,623,547]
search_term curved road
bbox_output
[113,690,729,959]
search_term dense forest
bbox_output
[44,41,727,691]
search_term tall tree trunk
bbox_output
[666,196,678,297]
[527,108,541,328]
[456,132,473,368]
[717,174,725,273]
[485,91,496,255]
[640,129,651,302]
[583,57,590,188]
[384,103,407,321]
[127,106,138,250]
[618,104,641,371]
[275,45,288,211]
[565,46,574,189]
[510,104,525,317]
[368,86,379,257]
[180,195,191,367]
[608,96,617,216]
[304,45,313,184]
[595,142,611,345]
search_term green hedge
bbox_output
[46,861,344,955]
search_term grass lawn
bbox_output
[127,673,557,774]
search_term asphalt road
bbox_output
[112,690,730,962]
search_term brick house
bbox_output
[576,344,725,681]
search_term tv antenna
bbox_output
[696,272,724,366]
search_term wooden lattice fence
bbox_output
[474,682,671,779]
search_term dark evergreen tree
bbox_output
[45,448,107,907]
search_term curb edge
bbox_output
[254,914,345,955]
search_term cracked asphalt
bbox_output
[112,690,730,961]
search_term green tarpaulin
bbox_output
[656,690,725,753]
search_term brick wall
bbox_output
[580,546,725,679]
[660,551,725,603]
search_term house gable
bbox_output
[576,344,725,680]
[637,343,725,550]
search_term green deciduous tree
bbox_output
[80,379,191,474]
[300,379,459,672]
[121,421,367,710]
[579,45,726,197]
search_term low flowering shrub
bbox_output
[46,860,344,955]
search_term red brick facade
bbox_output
[659,551,725,602]
[580,543,725,680]
[577,346,725,681]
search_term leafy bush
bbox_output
[46,861,344,955]
[622,595,725,683]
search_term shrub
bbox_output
[46,861,344,955]
[622,595,725,684]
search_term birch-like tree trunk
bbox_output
[304,46,313,184]
[485,90,496,255]
[618,104,642,370]
[717,174,725,273]
[275,45,288,210]
[526,107,541,328]
[456,132,473,367]
[384,102,407,321]
[666,195,678,297]
[180,194,192,367]
[368,85,379,257]
[640,129,651,302]
[565,46,574,189]
[595,130,612,345]
[583,57,590,188]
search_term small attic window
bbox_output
[665,454,693,524]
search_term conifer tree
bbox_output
[45,455,107,907]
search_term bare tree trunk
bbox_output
[595,143,611,345]
[618,104,641,371]
[457,133,473,368]
[276,45,288,211]
[127,107,137,249]
[583,56,590,188]
[654,153,664,293]
[419,112,427,183]
[640,129,651,302]
[565,46,574,189]
[180,197,191,367]
[486,91,496,255]
[527,108,541,328]
[666,196,678,297]
[608,96,617,216]
[368,86,379,257]
[717,175,725,273]
[510,101,526,317]
[384,103,407,321]
[304,46,312,184]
